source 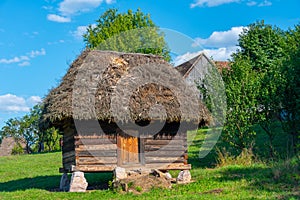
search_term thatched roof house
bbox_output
[40,50,210,173]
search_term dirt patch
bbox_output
[113,172,172,194]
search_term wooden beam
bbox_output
[71,165,117,172]
[146,163,191,170]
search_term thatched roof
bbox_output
[41,50,210,128]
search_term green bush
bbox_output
[11,143,24,155]
[216,147,257,167]
[272,155,300,184]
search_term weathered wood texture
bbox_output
[62,126,76,170]
[75,134,118,167]
[61,121,189,172]
[117,135,139,165]
[144,132,188,165]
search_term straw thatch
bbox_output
[41,50,210,128]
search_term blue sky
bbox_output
[0,0,299,129]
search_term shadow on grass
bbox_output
[0,173,113,192]
[214,165,300,199]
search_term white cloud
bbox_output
[42,5,54,11]
[18,61,30,67]
[193,26,245,48]
[71,24,96,39]
[59,0,103,15]
[47,40,65,45]
[71,25,89,39]
[47,14,71,23]
[47,0,116,22]
[174,46,239,66]
[105,0,115,4]
[258,0,272,6]
[202,46,240,60]
[27,96,42,105]
[190,0,272,8]
[174,26,245,65]
[0,48,46,66]
[29,48,46,58]
[0,94,28,112]
[0,94,42,112]
[191,0,240,8]
[0,56,29,64]
[247,1,257,6]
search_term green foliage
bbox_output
[280,24,300,153]
[272,155,300,185]
[196,63,227,127]
[238,21,288,157]
[222,57,260,150]
[11,143,24,155]
[83,8,171,61]
[135,186,142,192]
[216,147,257,167]
[222,20,300,155]
[0,104,61,154]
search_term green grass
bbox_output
[0,128,299,200]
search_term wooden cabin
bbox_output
[40,50,210,173]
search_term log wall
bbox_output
[61,120,189,172]
[144,132,188,165]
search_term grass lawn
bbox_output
[0,128,299,199]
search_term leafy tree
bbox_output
[83,8,171,61]
[0,104,62,154]
[20,114,39,153]
[280,24,300,153]
[0,118,22,139]
[227,21,288,156]
[196,63,227,127]
[222,57,260,150]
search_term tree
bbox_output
[83,8,171,61]
[226,21,288,156]
[0,104,62,154]
[222,56,260,150]
[280,24,300,154]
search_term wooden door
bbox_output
[117,134,139,165]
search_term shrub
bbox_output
[272,155,300,184]
[11,143,24,155]
[216,147,257,167]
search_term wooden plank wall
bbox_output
[144,132,187,165]
[74,134,118,166]
[62,126,76,170]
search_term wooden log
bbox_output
[145,163,191,170]
[76,150,117,157]
[145,145,187,151]
[75,138,116,145]
[63,156,75,164]
[140,138,145,165]
[63,143,75,153]
[145,151,186,157]
[71,165,117,172]
[63,151,75,159]
[77,157,117,165]
[145,157,185,164]
[75,144,117,151]
[63,162,75,171]
[74,135,116,139]
[145,139,185,145]
[153,134,186,140]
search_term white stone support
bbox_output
[69,171,88,192]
